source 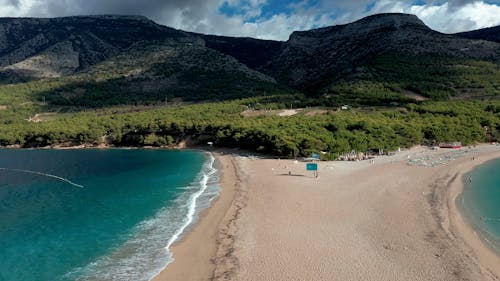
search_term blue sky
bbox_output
[1,0,500,40]
[219,0,311,21]
[214,0,500,39]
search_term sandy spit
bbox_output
[155,145,500,281]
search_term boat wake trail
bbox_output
[0,168,84,188]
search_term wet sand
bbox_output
[152,153,239,281]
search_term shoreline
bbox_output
[152,152,240,281]
[148,151,218,280]
[2,145,500,280]
[446,153,500,279]
[155,145,500,281]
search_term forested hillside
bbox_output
[0,97,498,158]
[0,13,499,157]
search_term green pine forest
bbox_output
[0,54,500,159]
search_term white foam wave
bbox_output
[65,152,220,281]
[150,152,217,279]
[167,154,216,248]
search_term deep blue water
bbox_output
[459,158,500,254]
[0,149,218,281]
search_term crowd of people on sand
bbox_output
[311,145,482,167]
[234,145,494,172]
[406,146,477,167]
[338,151,377,161]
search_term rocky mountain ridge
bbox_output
[0,13,499,105]
[456,25,500,44]
[261,13,500,93]
[0,15,196,79]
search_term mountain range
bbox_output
[0,13,499,107]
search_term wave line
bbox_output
[150,152,217,281]
[0,168,84,188]
[481,217,500,222]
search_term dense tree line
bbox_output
[0,99,498,159]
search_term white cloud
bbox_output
[0,0,498,40]
[172,0,500,39]
[408,1,500,33]
[327,0,500,34]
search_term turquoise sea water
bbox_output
[459,158,500,254]
[0,149,219,281]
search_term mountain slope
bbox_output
[198,34,283,69]
[0,15,194,80]
[456,25,500,43]
[260,13,500,100]
[0,15,284,82]
[43,42,280,106]
[0,16,286,106]
[0,13,499,108]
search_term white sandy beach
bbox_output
[154,145,500,281]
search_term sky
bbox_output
[0,0,500,40]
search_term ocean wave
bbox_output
[65,152,220,281]
[163,152,217,257]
